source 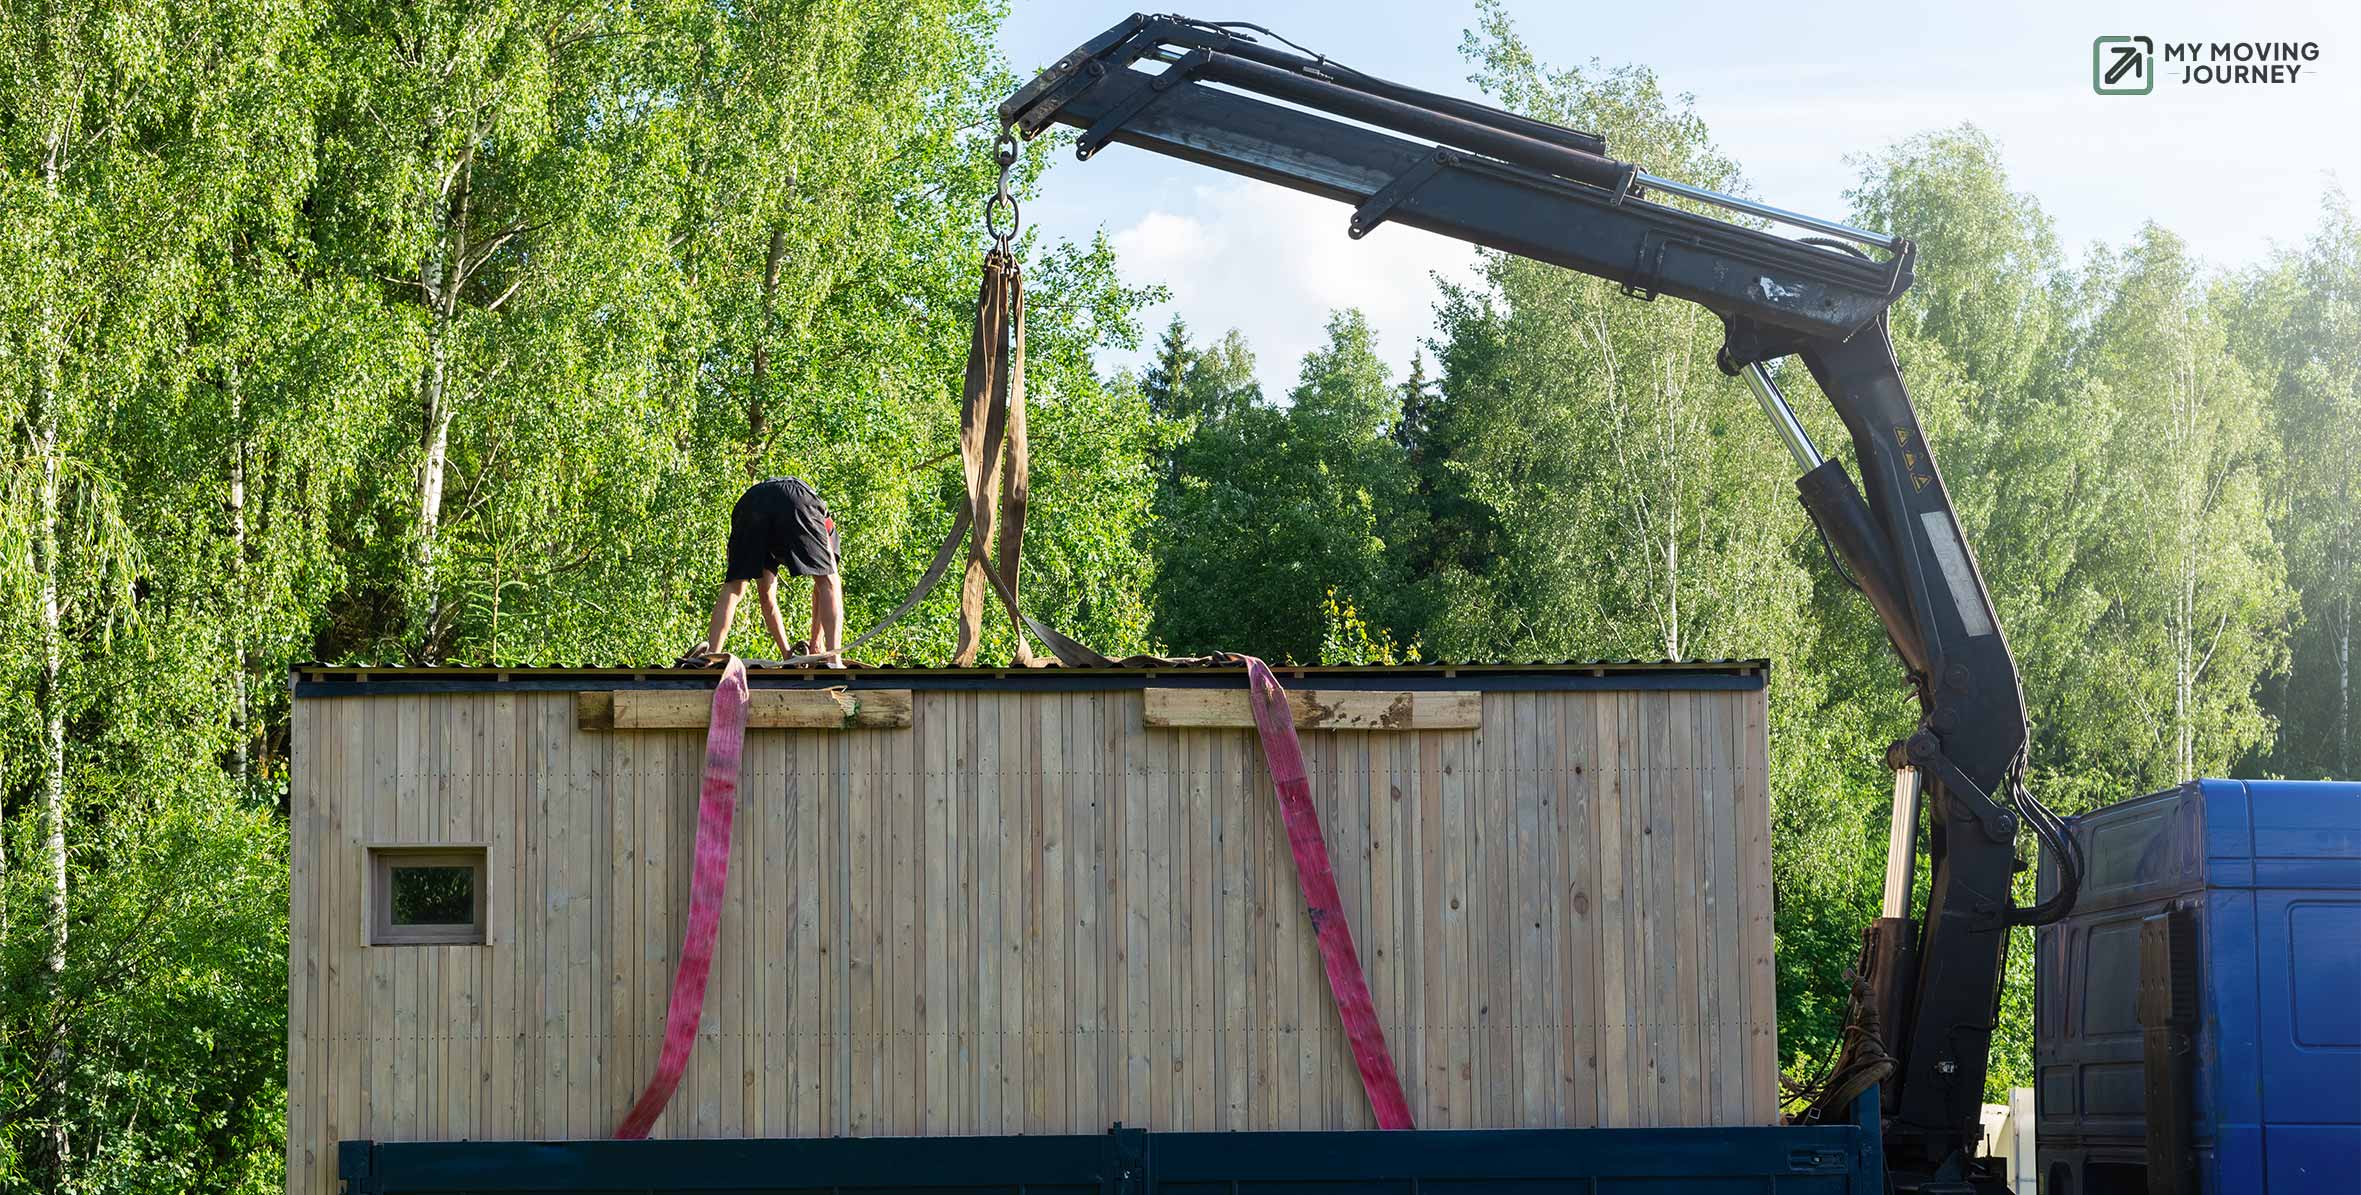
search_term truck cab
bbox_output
[2036,779,2361,1193]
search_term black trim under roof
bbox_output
[290,660,1766,697]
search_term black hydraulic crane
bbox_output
[1001,15,2082,1193]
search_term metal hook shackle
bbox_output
[985,127,1023,248]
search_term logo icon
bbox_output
[2094,36,2155,94]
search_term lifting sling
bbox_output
[613,655,750,1138]
[615,651,1417,1135]
[772,131,1104,669]
[618,131,1408,1134]
[1240,655,1416,1129]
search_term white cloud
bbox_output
[1109,182,1484,396]
[1111,209,1213,263]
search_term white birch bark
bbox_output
[34,123,74,1177]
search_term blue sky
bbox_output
[994,0,2361,393]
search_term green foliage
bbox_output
[1441,5,1880,1082]
[0,1,1165,1189]
[1147,311,1423,662]
[2,793,287,1195]
[1430,3,1810,670]
[2227,191,2361,778]
[0,2,2349,1183]
[2064,227,2291,788]
[1321,589,1417,666]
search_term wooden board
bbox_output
[1143,687,1479,731]
[288,680,1773,1194]
[579,688,913,731]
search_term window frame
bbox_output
[368,845,489,946]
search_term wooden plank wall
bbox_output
[287,684,1774,1195]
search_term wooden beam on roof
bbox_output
[1143,687,1479,731]
[580,688,914,731]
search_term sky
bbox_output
[994,0,2361,395]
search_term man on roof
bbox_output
[691,476,845,667]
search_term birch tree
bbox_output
[1423,4,1811,665]
[2230,193,2361,777]
[2277,197,2359,775]
[2072,227,2291,785]
[0,0,312,1182]
[0,3,1168,1186]
[2,2,174,1172]
[672,0,996,465]
[313,0,692,657]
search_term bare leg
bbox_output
[703,579,748,656]
[811,573,845,662]
[754,572,794,661]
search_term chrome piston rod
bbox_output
[1741,362,1823,472]
[1637,171,1899,251]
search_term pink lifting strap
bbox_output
[1240,656,1416,1129]
[614,655,751,1139]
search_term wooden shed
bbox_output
[287,662,1776,1195]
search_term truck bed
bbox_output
[338,1099,1885,1194]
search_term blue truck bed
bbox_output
[2036,778,2361,1194]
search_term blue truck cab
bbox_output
[2036,779,2361,1193]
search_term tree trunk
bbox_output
[2170,350,2199,783]
[415,316,452,655]
[2337,470,2353,777]
[1663,518,1680,660]
[2339,538,2352,777]
[747,222,787,472]
[34,395,71,1182]
[228,365,250,788]
[413,129,470,662]
[36,391,67,981]
[413,190,463,660]
[2176,544,2196,782]
[34,132,73,1179]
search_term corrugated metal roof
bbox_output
[293,658,1766,678]
[289,659,1768,697]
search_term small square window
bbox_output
[370,847,487,946]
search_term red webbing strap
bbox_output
[614,655,750,1139]
[1240,656,1416,1129]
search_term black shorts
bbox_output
[725,478,839,580]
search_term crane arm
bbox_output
[1004,15,2077,1191]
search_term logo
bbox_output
[2093,35,2322,94]
[2094,36,2154,94]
